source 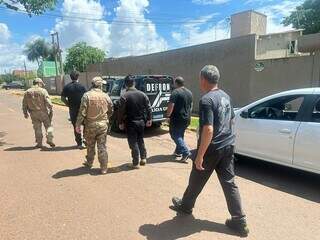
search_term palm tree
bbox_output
[24,38,52,66]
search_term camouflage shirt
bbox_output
[22,86,53,115]
[76,88,113,128]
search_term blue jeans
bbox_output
[169,125,190,157]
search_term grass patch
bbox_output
[51,96,66,106]
[189,116,199,131]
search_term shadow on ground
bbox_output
[4,146,39,151]
[0,131,7,146]
[110,126,169,139]
[52,164,134,179]
[4,145,80,152]
[41,146,79,152]
[236,156,320,203]
[139,215,237,240]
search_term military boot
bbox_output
[225,218,249,237]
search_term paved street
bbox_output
[0,90,320,240]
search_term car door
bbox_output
[293,94,320,172]
[236,94,306,165]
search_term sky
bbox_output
[0,0,303,73]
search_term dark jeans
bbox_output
[127,120,147,165]
[169,124,190,156]
[70,109,82,146]
[182,145,246,220]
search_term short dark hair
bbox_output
[175,76,184,86]
[70,70,79,81]
[124,75,135,87]
[200,65,220,84]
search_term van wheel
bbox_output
[152,122,162,128]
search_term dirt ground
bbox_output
[0,90,319,240]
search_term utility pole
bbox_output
[51,33,59,77]
[51,31,64,94]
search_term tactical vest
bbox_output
[86,89,108,123]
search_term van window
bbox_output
[110,80,123,96]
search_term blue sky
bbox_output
[0,0,302,72]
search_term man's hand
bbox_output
[146,120,152,127]
[24,113,29,119]
[194,155,205,171]
[119,123,125,131]
[75,126,81,134]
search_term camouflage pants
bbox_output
[30,111,54,145]
[84,125,108,170]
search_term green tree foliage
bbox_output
[283,0,320,35]
[24,38,54,66]
[0,0,57,15]
[0,73,24,84]
[64,42,106,73]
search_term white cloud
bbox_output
[0,23,37,74]
[171,14,229,48]
[192,0,230,5]
[0,23,10,43]
[109,0,168,57]
[54,0,111,52]
[257,0,303,33]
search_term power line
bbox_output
[0,6,220,26]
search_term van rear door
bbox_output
[142,76,173,121]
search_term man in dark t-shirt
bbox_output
[171,65,249,237]
[61,71,87,148]
[167,76,193,163]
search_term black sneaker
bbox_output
[179,153,191,163]
[173,152,182,158]
[170,197,192,215]
[225,218,249,237]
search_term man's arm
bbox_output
[106,94,114,119]
[166,103,174,118]
[76,95,88,128]
[43,89,53,120]
[166,90,176,118]
[195,99,214,171]
[61,96,69,107]
[117,96,126,126]
[22,93,29,118]
[195,125,214,170]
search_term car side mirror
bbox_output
[240,110,249,119]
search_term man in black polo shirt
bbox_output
[167,76,193,163]
[171,65,249,237]
[61,71,87,148]
[118,75,152,169]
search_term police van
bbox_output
[103,75,174,131]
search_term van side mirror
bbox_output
[240,110,249,119]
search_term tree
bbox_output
[0,0,57,15]
[24,38,53,66]
[283,0,320,35]
[64,42,106,73]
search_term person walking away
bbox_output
[61,70,87,148]
[22,78,55,148]
[171,65,249,237]
[118,75,152,169]
[75,77,113,175]
[166,76,193,163]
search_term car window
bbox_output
[249,95,304,121]
[310,96,320,123]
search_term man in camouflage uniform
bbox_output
[22,78,55,148]
[76,76,113,175]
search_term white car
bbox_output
[235,88,320,175]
